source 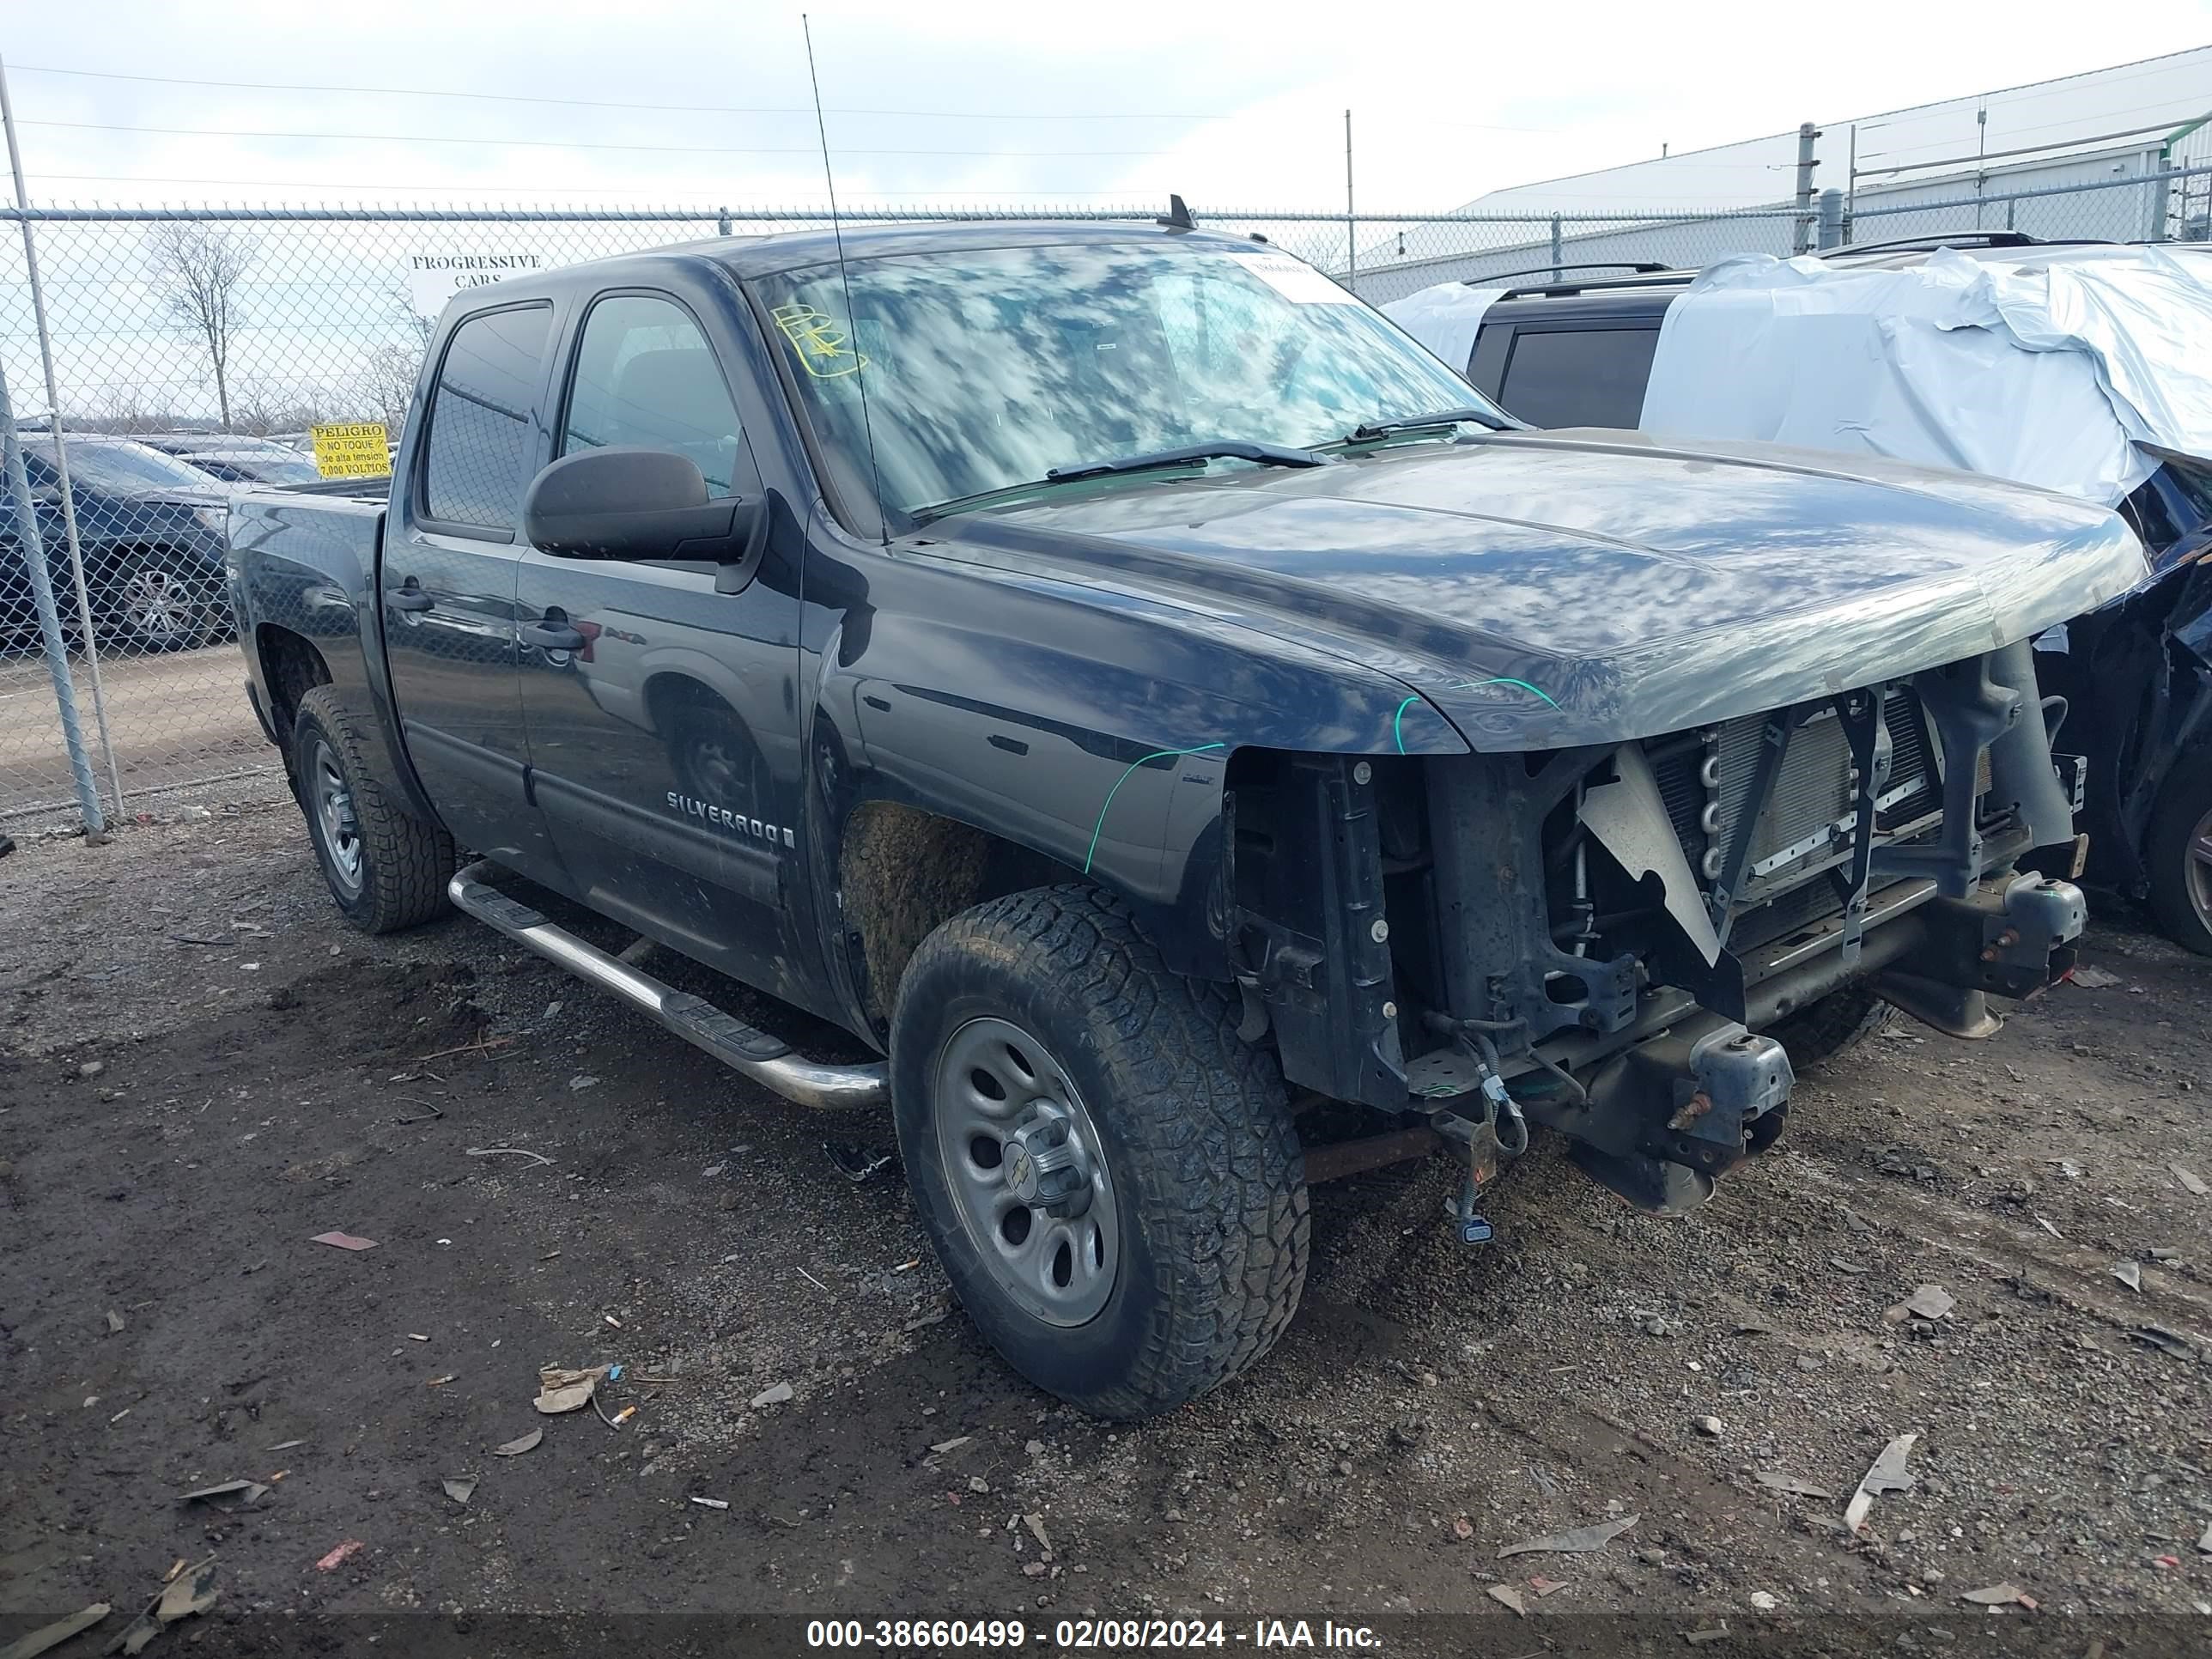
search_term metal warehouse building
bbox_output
[1347,46,2212,306]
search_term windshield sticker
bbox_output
[1236,252,1360,306]
[770,303,870,378]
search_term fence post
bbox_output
[1816,188,1844,250]
[0,355,105,839]
[0,53,125,819]
[1548,214,1562,281]
[1793,121,1821,255]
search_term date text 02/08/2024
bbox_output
[803,1620,1382,1650]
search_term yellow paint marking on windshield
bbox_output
[771,303,869,379]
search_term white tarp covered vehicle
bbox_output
[1636,245,2212,507]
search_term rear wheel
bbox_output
[1765,981,1894,1071]
[289,685,454,933]
[890,884,1307,1419]
[104,548,223,652]
[2146,765,2212,957]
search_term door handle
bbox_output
[386,586,434,613]
[520,618,586,652]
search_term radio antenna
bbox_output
[802,13,888,549]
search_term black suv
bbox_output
[1447,235,2212,957]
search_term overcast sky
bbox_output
[2,1,2209,213]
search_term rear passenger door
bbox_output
[383,301,562,881]
[514,287,809,1001]
[1469,321,1662,430]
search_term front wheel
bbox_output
[2145,763,2212,956]
[890,885,1308,1419]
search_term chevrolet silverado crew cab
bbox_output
[226,220,2138,1419]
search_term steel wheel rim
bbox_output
[310,738,363,897]
[933,1014,1119,1328]
[2186,806,2212,936]
[123,567,197,645]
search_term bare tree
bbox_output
[145,224,258,431]
[361,343,424,430]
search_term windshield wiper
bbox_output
[1045,440,1326,483]
[1334,406,1510,444]
[910,441,1326,525]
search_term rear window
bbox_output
[1497,326,1662,430]
[422,304,551,533]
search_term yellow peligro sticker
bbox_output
[771,303,869,379]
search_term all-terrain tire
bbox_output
[289,685,454,933]
[2145,763,2212,957]
[890,884,1308,1419]
[1766,981,1895,1071]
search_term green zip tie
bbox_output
[1083,743,1225,875]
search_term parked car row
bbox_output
[2,430,359,652]
[1385,233,2212,957]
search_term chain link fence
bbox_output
[3,163,2206,833]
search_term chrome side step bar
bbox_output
[447,860,887,1110]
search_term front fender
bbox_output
[808,550,1468,977]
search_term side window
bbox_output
[422,303,552,533]
[1498,326,1662,429]
[561,294,749,497]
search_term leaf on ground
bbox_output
[1497,1514,1639,1557]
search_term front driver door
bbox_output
[515,287,811,1006]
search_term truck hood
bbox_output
[933,428,2148,750]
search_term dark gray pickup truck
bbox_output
[225,220,2138,1418]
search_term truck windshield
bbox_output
[750,241,1497,525]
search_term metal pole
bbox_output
[1845,125,1857,246]
[0,53,123,819]
[0,354,104,837]
[1793,121,1820,255]
[1549,214,1562,282]
[1343,109,1355,292]
[1974,101,1988,232]
[1817,188,1844,250]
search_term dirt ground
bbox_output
[3,803,2209,1654]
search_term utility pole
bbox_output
[1793,120,1821,256]
[1344,109,1355,291]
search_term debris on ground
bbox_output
[465,1146,552,1166]
[1498,1514,1640,1557]
[1682,1625,1729,1645]
[534,1365,611,1415]
[1633,1310,1684,1337]
[824,1142,896,1182]
[180,1480,267,1508]
[313,1540,363,1572]
[1528,1575,1569,1596]
[2035,1215,2064,1239]
[1731,1313,1779,1336]
[307,1231,376,1251]
[749,1382,793,1409]
[2113,1261,2143,1291]
[0,1602,109,1659]
[2129,1325,2197,1359]
[110,1556,217,1656]
[1844,1432,1917,1534]
[1483,1584,1528,1616]
[1886,1285,1955,1323]
[1754,1470,1834,1498]
[491,1429,543,1457]
[2199,1519,2212,1554]
[1452,1516,1474,1540]
[2172,1164,2209,1198]
[965,1476,988,1494]
[1695,1416,1723,1437]
[1961,1583,2037,1607]
[105,1310,125,1334]
[1024,1514,1052,1556]
[928,1435,972,1455]
[568,1075,599,1091]
[1748,1591,1778,1611]
[690,1496,730,1510]
[441,1475,477,1506]
[2069,965,2123,988]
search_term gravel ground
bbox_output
[2,805,2209,1654]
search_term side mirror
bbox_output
[522,447,763,574]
